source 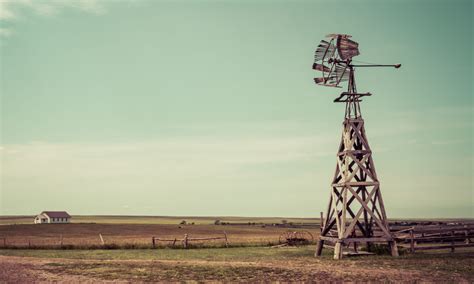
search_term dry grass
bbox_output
[1,215,473,282]
[1,247,473,282]
[0,223,320,248]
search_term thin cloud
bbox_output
[0,28,12,37]
[0,0,105,19]
[0,0,106,37]
[431,139,465,146]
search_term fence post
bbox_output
[172,238,177,247]
[223,231,229,248]
[410,229,415,253]
[450,230,455,252]
[152,237,156,248]
[99,234,105,245]
[28,239,31,248]
[60,234,63,247]
[465,229,470,244]
[183,234,188,248]
[320,212,324,232]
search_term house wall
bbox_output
[34,214,49,224]
[34,214,70,224]
[50,217,70,223]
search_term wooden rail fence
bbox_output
[152,232,229,248]
[395,225,474,253]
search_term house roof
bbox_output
[41,211,71,218]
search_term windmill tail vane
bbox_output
[312,34,401,259]
[312,34,401,118]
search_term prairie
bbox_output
[0,215,320,248]
[0,215,473,282]
[0,247,473,282]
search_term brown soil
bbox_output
[1,255,471,283]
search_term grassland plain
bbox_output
[1,216,473,282]
[0,215,321,248]
[0,247,473,282]
[0,215,319,225]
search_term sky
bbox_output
[0,0,472,218]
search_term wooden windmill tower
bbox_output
[312,34,401,259]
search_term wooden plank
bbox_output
[334,242,343,260]
[324,187,364,236]
[319,236,339,242]
[338,150,371,156]
[347,187,392,237]
[341,186,348,237]
[410,227,474,234]
[343,184,377,239]
[413,244,474,250]
[407,235,474,242]
[344,237,392,242]
[319,236,392,243]
[331,189,342,238]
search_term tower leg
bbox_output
[334,242,343,260]
[315,239,324,257]
[389,241,399,257]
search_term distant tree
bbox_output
[214,220,221,225]
[281,220,288,224]
[180,220,187,225]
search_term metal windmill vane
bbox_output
[312,34,401,259]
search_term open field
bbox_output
[0,215,320,225]
[0,223,320,248]
[0,215,321,248]
[0,247,473,282]
[1,216,473,281]
[1,215,473,249]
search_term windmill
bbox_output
[312,34,401,259]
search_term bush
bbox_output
[214,220,221,225]
[179,220,187,225]
[367,244,391,255]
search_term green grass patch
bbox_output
[0,246,320,262]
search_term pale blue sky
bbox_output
[0,0,472,218]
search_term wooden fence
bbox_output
[395,225,474,253]
[152,232,229,248]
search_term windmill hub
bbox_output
[312,34,401,259]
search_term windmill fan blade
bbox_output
[314,77,327,84]
[312,63,331,72]
[314,76,338,85]
[315,40,335,62]
[314,78,342,88]
[337,36,360,60]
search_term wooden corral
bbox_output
[394,225,474,253]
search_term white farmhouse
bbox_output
[34,211,71,224]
